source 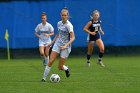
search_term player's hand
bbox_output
[48,42,52,47]
[60,45,67,50]
[101,31,104,35]
[90,32,96,35]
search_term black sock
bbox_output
[87,54,91,60]
[98,52,104,61]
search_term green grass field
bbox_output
[0,56,140,93]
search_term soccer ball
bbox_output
[50,74,60,83]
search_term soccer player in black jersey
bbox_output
[84,10,105,67]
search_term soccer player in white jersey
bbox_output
[41,8,75,82]
[35,12,54,66]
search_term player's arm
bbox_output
[99,26,104,35]
[34,31,41,39]
[44,32,54,37]
[52,34,58,44]
[61,32,75,50]
[48,34,58,47]
[34,25,41,39]
[49,32,54,36]
[65,32,75,46]
[83,21,96,35]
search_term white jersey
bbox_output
[56,20,74,46]
[35,22,54,46]
[52,20,74,58]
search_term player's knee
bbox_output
[40,53,44,57]
[58,66,63,70]
[44,51,49,56]
[48,59,54,65]
[100,48,104,53]
[88,51,92,55]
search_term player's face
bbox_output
[93,12,100,20]
[41,16,47,23]
[61,12,68,22]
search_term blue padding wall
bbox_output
[0,0,140,48]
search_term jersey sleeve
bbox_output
[99,20,102,29]
[35,24,39,32]
[99,20,102,25]
[67,23,74,33]
[57,22,60,31]
[49,24,54,32]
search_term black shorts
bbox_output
[87,32,101,42]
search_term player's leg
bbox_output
[96,39,105,67]
[39,46,45,57]
[44,46,50,65]
[58,57,70,77]
[39,46,46,66]
[87,42,94,66]
[42,51,59,82]
[58,48,70,77]
[39,40,47,66]
[42,43,60,82]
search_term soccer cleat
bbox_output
[98,61,105,67]
[87,60,91,67]
[41,79,46,82]
[43,59,47,66]
[65,68,70,78]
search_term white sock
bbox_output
[44,56,49,63]
[43,66,51,80]
[63,65,68,70]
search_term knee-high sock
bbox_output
[87,54,91,60]
[98,52,104,61]
[43,66,51,80]
[63,65,68,70]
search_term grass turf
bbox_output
[0,56,140,93]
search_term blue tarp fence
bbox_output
[0,0,140,48]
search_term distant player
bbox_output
[83,10,105,67]
[41,7,75,82]
[35,12,54,66]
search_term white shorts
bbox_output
[39,39,51,47]
[52,42,71,58]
